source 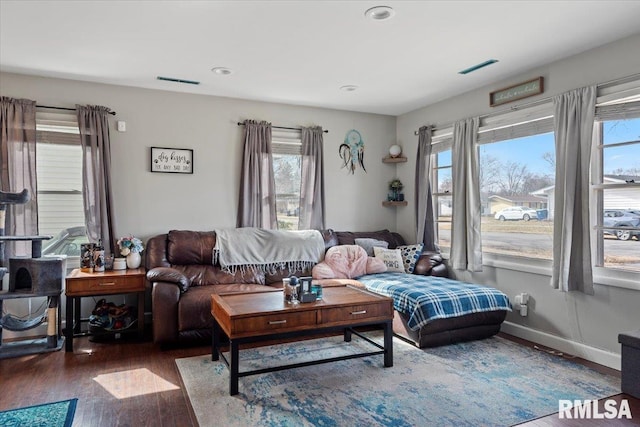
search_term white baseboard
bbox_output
[501,321,621,371]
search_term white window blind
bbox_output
[271,128,302,155]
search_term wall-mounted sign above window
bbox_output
[150,147,193,174]
[489,77,544,107]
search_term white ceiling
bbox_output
[2,1,640,116]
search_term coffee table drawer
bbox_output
[320,303,391,324]
[233,311,317,334]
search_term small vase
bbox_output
[126,252,141,269]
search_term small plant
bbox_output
[389,179,403,191]
[117,235,144,256]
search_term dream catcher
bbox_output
[339,129,366,174]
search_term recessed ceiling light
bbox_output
[364,6,395,21]
[211,67,233,75]
[340,85,359,92]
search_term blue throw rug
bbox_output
[0,398,77,427]
[176,333,619,427]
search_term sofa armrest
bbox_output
[413,252,449,278]
[147,267,191,293]
[151,281,181,346]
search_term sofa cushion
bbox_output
[312,245,386,279]
[398,243,425,274]
[354,238,389,256]
[171,264,265,287]
[373,247,405,273]
[167,230,216,265]
[178,284,279,332]
[334,230,406,248]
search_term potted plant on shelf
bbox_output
[388,178,404,201]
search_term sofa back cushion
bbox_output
[333,230,406,249]
[167,230,216,265]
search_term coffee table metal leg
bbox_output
[344,328,352,342]
[383,320,393,367]
[230,340,239,395]
[212,320,220,361]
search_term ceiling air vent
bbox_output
[458,59,499,75]
[156,76,200,85]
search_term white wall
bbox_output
[396,33,640,366]
[0,72,397,339]
[0,72,397,240]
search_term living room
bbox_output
[1,1,639,426]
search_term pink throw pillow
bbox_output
[312,245,387,279]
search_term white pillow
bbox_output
[373,247,405,273]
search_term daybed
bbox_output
[145,228,510,348]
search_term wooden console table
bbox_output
[65,268,145,352]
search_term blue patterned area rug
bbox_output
[176,334,619,427]
[0,398,77,427]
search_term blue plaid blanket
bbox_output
[357,273,512,331]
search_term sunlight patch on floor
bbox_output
[93,368,179,398]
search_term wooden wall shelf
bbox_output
[382,156,407,163]
[382,201,408,207]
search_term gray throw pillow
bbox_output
[354,238,389,256]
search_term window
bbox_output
[478,132,555,259]
[433,149,452,252]
[272,129,302,230]
[593,112,640,273]
[36,114,87,270]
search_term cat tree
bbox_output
[0,189,65,359]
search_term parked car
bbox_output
[603,209,640,241]
[42,226,88,270]
[494,206,538,221]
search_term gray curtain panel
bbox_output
[550,86,596,294]
[76,105,116,256]
[299,126,325,230]
[415,125,438,251]
[451,117,482,272]
[237,120,277,229]
[0,97,38,259]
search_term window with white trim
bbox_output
[592,88,640,273]
[432,146,452,252]
[478,125,555,260]
[36,113,87,270]
[272,128,302,230]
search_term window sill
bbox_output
[451,253,640,291]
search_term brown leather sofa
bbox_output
[145,228,447,347]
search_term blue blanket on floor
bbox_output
[357,273,512,331]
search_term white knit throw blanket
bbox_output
[213,228,325,274]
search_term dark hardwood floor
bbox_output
[0,332,637,426]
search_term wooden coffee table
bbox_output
[211,285,394,395]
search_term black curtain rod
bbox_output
[37,105,117,116]
[237,122,328,133]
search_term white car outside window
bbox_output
[494,206,538,221]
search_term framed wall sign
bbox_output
[489,77,544,107]
[150,147,193,174]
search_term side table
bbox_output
[65,268,146,352]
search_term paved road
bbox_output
[438,230,639,264]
